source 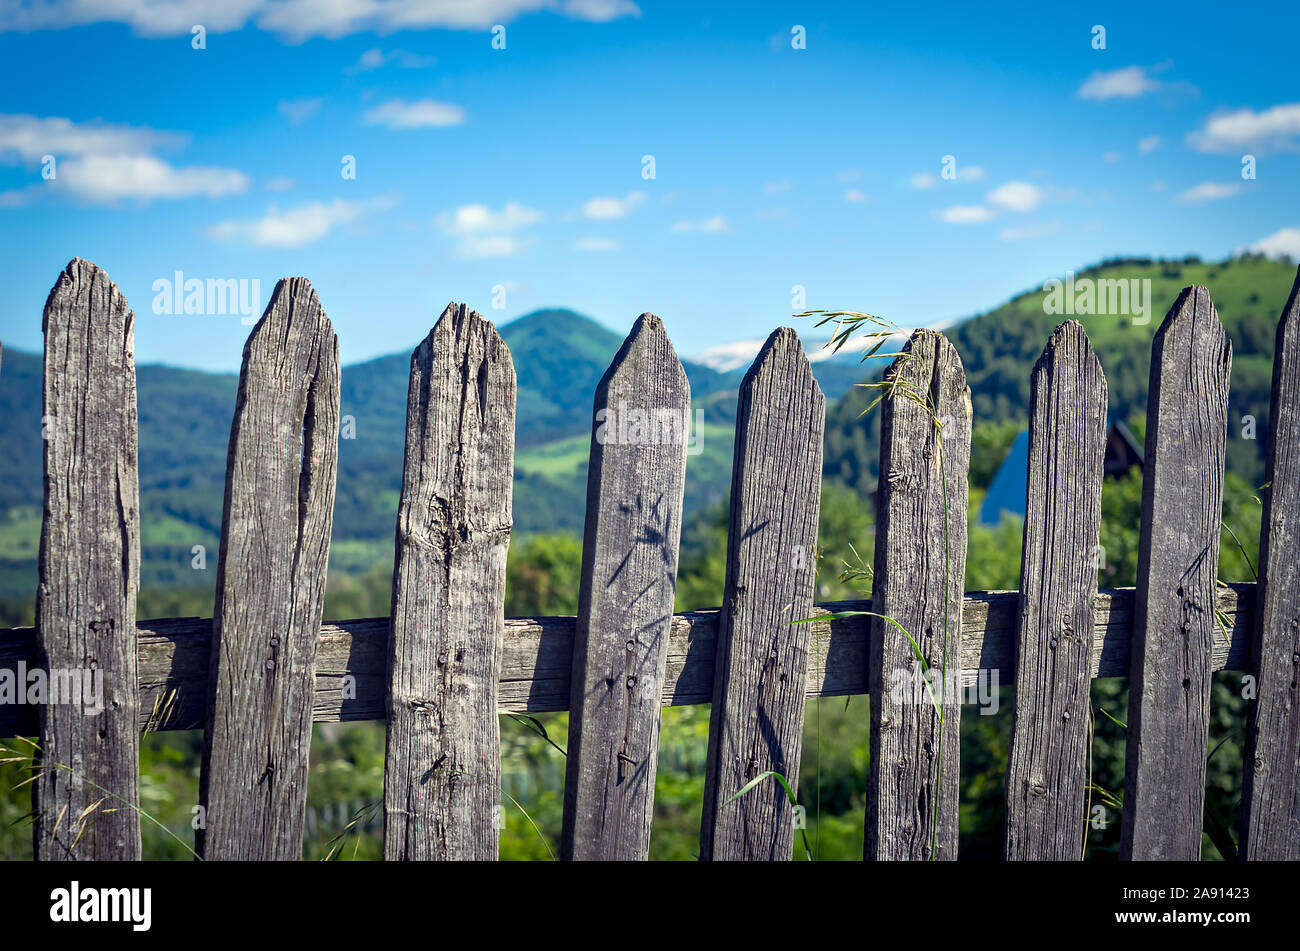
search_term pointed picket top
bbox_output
[867,326,971,861]
[562,311,691,861]
[1122,284,1231,861]
[201,275,340,860]
[700,324,824,861]
[385,299,515,861]
[1242,265,1300,859]
[1005,318,1107,861]
[38,258,141,859]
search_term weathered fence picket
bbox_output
[198,278,341,861]
[1241,269,1300,860]
[561,314,690,861]
[699,328,825,861]
[1121,286,1232,861]
[10,258,1300,864]
[383,303,515,861]
[866,330,971,861]
[1004,320,1107,861]
[35,259,142,860]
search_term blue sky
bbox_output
[0,0,1298,371]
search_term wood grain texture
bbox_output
[699,328,825,860]
[561,314,690,860]
[1121,285,1231,861]
[866,330,971,861]
[1004,321,1106,860]
[198,278,340,861]
[0,585,1258,737]
[1241,267,1300,860]
[35,259,141,860]
[383,303,515,861]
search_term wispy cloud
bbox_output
[1187,103,1300,153]
[207,195,395,248]
[763,180,792,194]
[435,200,543,258]
[910,166,984,189]
[581,190,645,219]
[1139,135,1161,154]
[843,189,868,203]
[672,215,728,233]
[0,113,246,205]
[346,47,435,73]
[363,98,466,129]
[1247,227,1300,260]
[576,236,619,252]
[1078,65,1162,101]
[0,0,641,41]
[1176,182,1242,204]
[936,205,994,224]
[987,181,1044,212]
[278,98,323,125]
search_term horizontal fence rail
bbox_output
[0,585,1256,737]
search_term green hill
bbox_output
[823,254,1298,494]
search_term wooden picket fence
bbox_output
[2,256,1299,861]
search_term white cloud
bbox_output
[1078,65,1162,101]
[0,0,641,41]
[1176,182,1242,204]
[435,200,542,258]
[207,195,394,248]
[843,189,868,203]
[1248,227,1300,260]
[576,236,619,252]
[763,180,792,194]
[1103,151,1120,163]
[1139,135,1161,154]
[671,215,728,232]
[363,98,465,129]
[987,181,1044,212]
[278,98,323,125]
[265,176,295,191]
[910,172,938,189]
[436,201,542,235]
[1001,220,1061,241]
[346,47,435,73]
[937,205,993,224]
[1187,103,1300,153]
[956,165,986,182]
[0,113,182,163]
[56,154,248,202]
[581,190,645,219]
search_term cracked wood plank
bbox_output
[1004,320,1107,860]
[35,259,141,860]
[383,303,515,861]
[198,278,340,861]
[700,328,824,860]
[1121,286,1231,861]
[1242,266,1300,860]
[561,314,690,860]
[866,330,971,861]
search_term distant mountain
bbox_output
[0,307,744,599]
[694,330,886,401]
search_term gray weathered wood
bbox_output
[383,303,515,861]
[35,259,141,860]
[561,314,690,860]
[866,330,971,861]
[198,278,340,861]
[1121,285,1231,861]
[0,584,1258,738]
[1241,266,1300,860]
[1004,320,1106,860]
[700,328,825,861]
